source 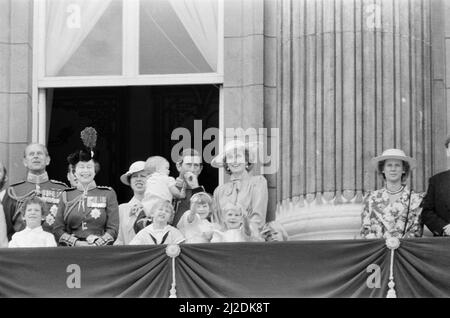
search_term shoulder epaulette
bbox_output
[64,187,77,192]
[9,180,25,187]
[50,180,68,187]
[97,186,113,190]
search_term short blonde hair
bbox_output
[151,199,175,223]
[145,156,169,174]
[190,192,213,215]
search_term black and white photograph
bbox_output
[0,0,449,300]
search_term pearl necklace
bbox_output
[385,185,405,195]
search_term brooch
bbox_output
[90,208,101,219]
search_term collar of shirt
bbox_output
[24,226,44,233]
[76,181,97,193]
[149,224,170,234]
[230,170,249,182]
[380,185,411,203]
[226,171,249,195]
[27,172,49,184]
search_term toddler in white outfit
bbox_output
[177,192,218,243]
[211,203,263,243]
[142,156,185,218]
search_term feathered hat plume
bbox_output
[80,127,97,157]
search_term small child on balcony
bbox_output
[130,199,185,245]
[211,203,263,243]
[141,156,185,220]
[9,197,57,248]
[177,192,218,243]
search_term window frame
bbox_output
[32,0,224,143]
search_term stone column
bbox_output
[265,0,433,239]
[0,0,33,183]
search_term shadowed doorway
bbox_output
[47,85,219,203]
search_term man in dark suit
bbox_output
[421,137,450,236]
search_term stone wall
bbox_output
[0,0,33,184]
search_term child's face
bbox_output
[153,204,173,224]
[157,161,170,176]
[224,209,243,229]
[24,203,42,229]
[193,203,210,219]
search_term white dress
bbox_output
[177,211,217,243]
[8,226,57,248]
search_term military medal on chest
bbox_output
[35,184,41,196]
[45,204,59,226]
[87,196,106,219]
[41,189,60,226]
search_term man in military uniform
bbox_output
[2,143,67,240]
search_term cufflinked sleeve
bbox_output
[249,176,268,230]
[59,233,78,246]
[94,232,115,246]
[421,178,448,236]
[103,189,119,243]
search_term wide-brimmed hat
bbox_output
[211,139,261,168]
[371,149,416,170]
[120,161,146,185]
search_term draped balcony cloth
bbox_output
[0,239,448,297]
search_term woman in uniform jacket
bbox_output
[53,149,119,246]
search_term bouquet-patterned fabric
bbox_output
[360,187,424,239]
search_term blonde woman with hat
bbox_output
[360,149,424,239]
[211,138,268,237]
[114,161,149,245]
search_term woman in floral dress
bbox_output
[360,149,424,239]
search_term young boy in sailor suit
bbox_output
[130,199,184,245]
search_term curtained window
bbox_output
[40,0,219,80]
